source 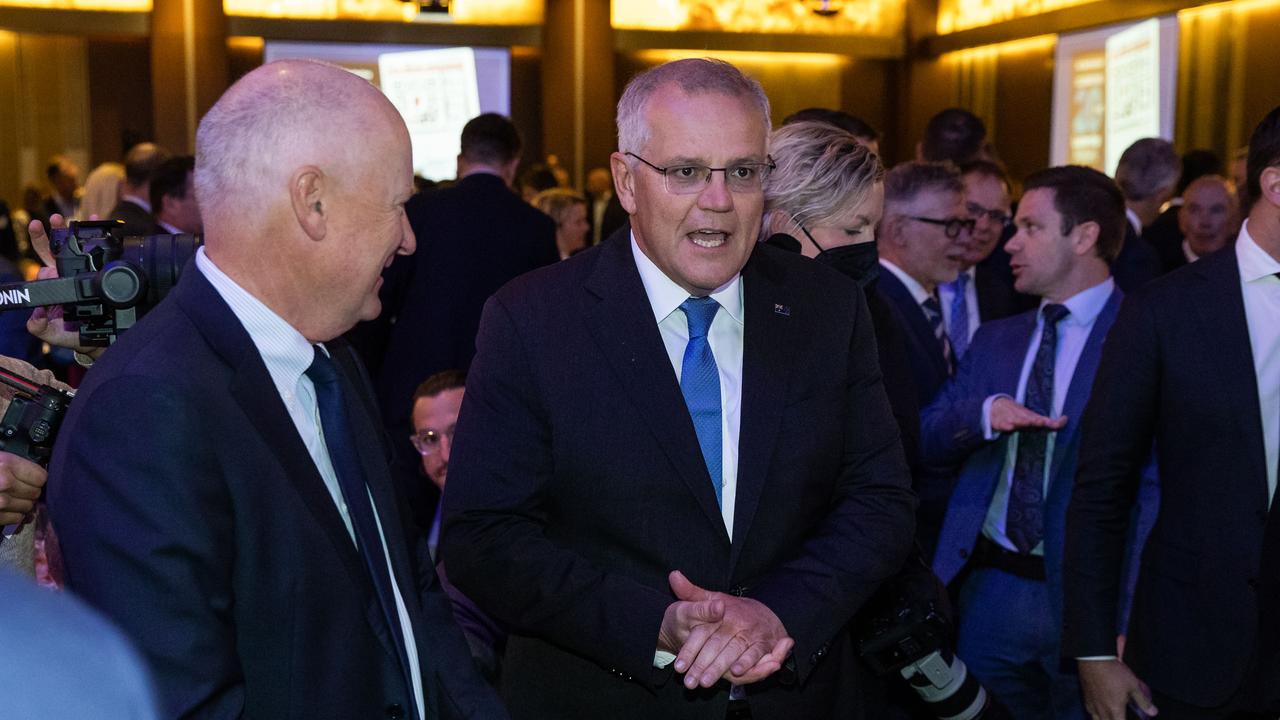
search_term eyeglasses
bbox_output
[907,215,976,239]
[625,152,775,195]
[410,428,454,456]
[966,202,1012,227]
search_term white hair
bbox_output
[615,58,771,155]
[763,121,883,234]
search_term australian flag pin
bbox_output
[773,303,790,317]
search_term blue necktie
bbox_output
[305,347,414,688]
[947,272,971,360]
[1007,304,1070,554]
[679,297,723,508]
[921,294,954,373]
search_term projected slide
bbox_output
[264,41,511,181]
[1051,17,1179,175]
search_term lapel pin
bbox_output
[773,303,790,317]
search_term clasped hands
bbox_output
[657,570,794,690]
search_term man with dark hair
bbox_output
[360,111,558,533]
[1110,138,1175,291]
[920,108,987,165]
[150,155,201,235]
[110,142,170,235]
[782,107,881,155]
[43,156,80,222]
[926,165,1148,719]
[1065,106,1280,719]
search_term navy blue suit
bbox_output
[442,232,916,719]
[47,266,506,720]
[925,287,1156,718]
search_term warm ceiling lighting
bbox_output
[1178,0,1280,20]
[222,0,540,22]
[937,0,1100,34]
[940,33,1057,61]
[632,48,849,69]
[0,0,150,10]
[613,0,904,38]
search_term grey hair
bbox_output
[762,120,883,234]
[883,161,964,209]
[615,58,771,155]
[1114,138,1180,201]
[194,59,380,224]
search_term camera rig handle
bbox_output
[0,366,74,467]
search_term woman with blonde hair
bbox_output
[80,162,125,221]
[532,187,590,260]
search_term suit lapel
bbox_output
[1191,250,1270,505]
[877,270,948,377]
[174,268,405,670]
[729,248,797,568]
[583,233,729,539]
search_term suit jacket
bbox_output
[1,569,158,719]
[926,289,1155,641]
[587,191,627,246]
[47,266,506,720]
[109,199,162,236]
[1063,247,1277,708]
[974,264,1029,324]
[356,173,558,530]
[875,269,950,409]
[442,231,917,719]
[1110,224,1163,292]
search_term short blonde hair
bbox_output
[532,187,586,226]
[80,162,125,221]
[763,120,883,234]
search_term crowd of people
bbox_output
[0,54,1277,720]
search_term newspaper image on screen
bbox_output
[379,47,483,181]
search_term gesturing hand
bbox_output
[25,214,106,359]
[1078,658,1158,720]
[667,570,793,689]
[990,396,1067,434]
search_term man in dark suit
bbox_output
[586,166,628,246]
[926,166,1153,719]
[442,58,916,719]
[1156,175,1240,273]
[109,142,169,235]
[46,60,506,720]
[1064,106,1280,719]
[1111,138,1176,291]
[364,112,557,532]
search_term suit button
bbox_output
[730,586,748,597]
[385,704,405,719]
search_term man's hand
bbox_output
[0,451,48,525]
[990,396,1067,434]
[657,582,725,656]
[1078,658,1158,720]
[668,570,793,689]
[25,214,106,359]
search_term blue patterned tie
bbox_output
[921,294,954,373]
[1007,304,1070,554]
[947,272,971,360]
[305,347,413,686]
[679,297,723,508]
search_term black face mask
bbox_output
[799,224,880,289]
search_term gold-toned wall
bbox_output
[612,0,904,38]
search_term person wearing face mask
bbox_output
[762,119,920,483]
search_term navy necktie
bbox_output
[1007,303,1070,554]
[921,294,954,373]
[679,297,723,508]
[947,272,971,360]
[305,347,413,685]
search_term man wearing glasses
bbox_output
[938,160,1030,364]
[441,58,915,719]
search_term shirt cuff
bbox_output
[1077,656,1119,661]
[654,650,676,669]
[981,394,1011,440]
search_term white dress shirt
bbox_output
[631,234,744,538]
[196,248,426,719]
[1236,221,1280,505]
[880,258,933,306]
[938,265,982,345]
[1125,207,1143,239]
[980,277,1117,554]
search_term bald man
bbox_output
[46,61,507,720]
[1165,175,1240,271]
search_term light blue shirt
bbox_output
[981,277,1116,555]
[195,248,426,719]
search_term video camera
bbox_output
[0,220,199,465]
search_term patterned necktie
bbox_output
[1007,303,1071,554]
[921,294,954,373]
[305,347,413,683]
[679,297,723,508]
[947,272,971,360]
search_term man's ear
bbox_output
[290,166,326,241]
[1072,219,1101,257]
[1261,166,1280,209]
[610,152,637,215]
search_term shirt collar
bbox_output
[195,247,317,388]
[122,194,151,213]
[157,219,183,235]
[1125,207,1143,238]
[630,231,744,326]
[879,258,933,305]
[1236,219,1280,283]
[1042,277,1115,327]
[1182,240,1200,264]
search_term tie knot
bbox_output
[680,296,720,339]
[1042,303,1070,325]
[304,345,340,387]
